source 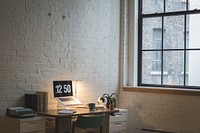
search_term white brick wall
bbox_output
[119,91,200,133]
[0,0,120,115]
[119,1,200,133]
[3,1,200,133]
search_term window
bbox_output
[152,28,162,72]
[138,0,200,88]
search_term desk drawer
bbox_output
[21,120,45,132]
[110,112,127,122]
[110,122,127,132]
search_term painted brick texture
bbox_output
[0,0,120,115]
[119,91,200,133]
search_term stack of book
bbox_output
[25,91,48,112]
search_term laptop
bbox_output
[53,80,82,106]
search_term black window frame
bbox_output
[138,0,200,89]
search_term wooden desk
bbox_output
[38,108,118,133]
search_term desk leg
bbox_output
[103,113,110,133]
[55,117,72,133]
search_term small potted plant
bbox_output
[101,93,117,110]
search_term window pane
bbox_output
[187,51,200,86]
[189,0,200,10]
[163,51,184,85]
[165,0,187,12]
[152,51,162,71]
[142,51,162,84]
[142,0,164,14]
[187,14,200,49]
[164,15,185,49]
[139,0,200,88]
[142,17,162,50]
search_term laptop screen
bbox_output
[53,80,73,97]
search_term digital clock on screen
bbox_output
[53,80,73,97]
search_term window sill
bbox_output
[123,86,200,96]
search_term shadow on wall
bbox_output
[128,101,177,133]
[0,96,24,116]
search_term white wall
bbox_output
[119,0,200,133]
[120,91,200,133]
[0,0,120,115]
[1,0,200,133]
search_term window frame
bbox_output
[138,0,200,89]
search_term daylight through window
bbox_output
[138,0,200,88]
